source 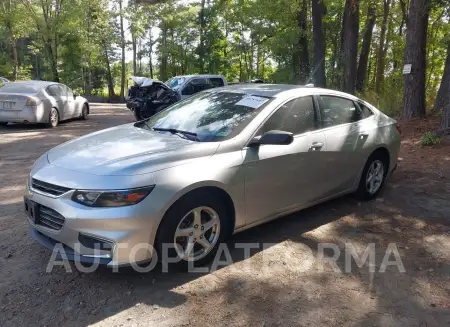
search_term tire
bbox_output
[48,108,59,128]
[80,104,88,120]
[155,192,230,270]
[355,153,388,200]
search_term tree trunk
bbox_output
[356,4,376,93]
[11,38,18,81]
[198,0,206,73]
[104,47,115,98]
[375,0,391,94]
[311,0,326,87]
[342,0,359,94]
[239,52,243,81]
[139,38,142,74]
[293,0,310,84]
[261,49,265,79]
[336,6,347,87]
[433,41,450,115]
[441,92,450,130]
[45,38,59,82]
[330,11,342,88]
[119,0,125,100]
[132,35,137,75]
[256,42,260,78]
[148,29,153,78]
[159,23,168,81]
[394,0,408,70]
[402,0,429,119]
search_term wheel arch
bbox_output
[354,146,391,191]
[155,185,237,242]
[369,146,391,172]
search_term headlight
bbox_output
[72,186,155,207]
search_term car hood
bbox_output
[47,124,219,176]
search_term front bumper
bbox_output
[29,226,112,265]
[0,105,48,123]
[24,182,162,267]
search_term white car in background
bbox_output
[0,80,89,127]
[0,77,10,85]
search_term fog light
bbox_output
[78,233,114,251]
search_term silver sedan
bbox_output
[25,84,400,267]
[0,80,89,127]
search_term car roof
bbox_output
[172,74,225,79]
[9,80,58,87]
[215,83,361,100]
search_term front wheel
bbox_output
[355,154,388,200]
[48,108,59,128]
[155,193,229,269]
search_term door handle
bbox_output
[309,142,324,150]
[359,132,369,138]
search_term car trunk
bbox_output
[0,93,32,111]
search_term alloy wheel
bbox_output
[50,109,58,127]
[173,206,221,262]
[366,160,384,194]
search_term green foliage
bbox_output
[0,0,447,107]
[421,131,442,146]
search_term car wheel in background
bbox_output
[80,104,88,120]
[48,108,59,128]
[155,192,229,270]
[355,153,388,200]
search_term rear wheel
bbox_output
[155,193,229,270]
[48,108,59,128]
[80,104,88,120]
[355,154,388,200]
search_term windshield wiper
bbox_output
[152,127,199,141]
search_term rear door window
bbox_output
[62,85,73,98]
[182,78,211,96]
[318,95,363,128]
[209,78,225,87]
[357,102,374,118]
[47,85,62,97]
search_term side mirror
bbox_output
[249,130,294,146]
[73,91,79,99]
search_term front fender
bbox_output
[151,151,246,230]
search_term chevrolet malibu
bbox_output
[25,84,400,267]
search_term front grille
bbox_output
[38,205,65,230]
[32,179,71,196]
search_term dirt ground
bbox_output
[0,104,449,327]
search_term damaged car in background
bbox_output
[126,76,180,121]
[126,74,227,121]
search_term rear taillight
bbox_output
[396,124,401,135]
[26,97,42,106]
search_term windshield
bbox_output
[0,83,40,93]
[166,77,186,89]
[142,91,272,142]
